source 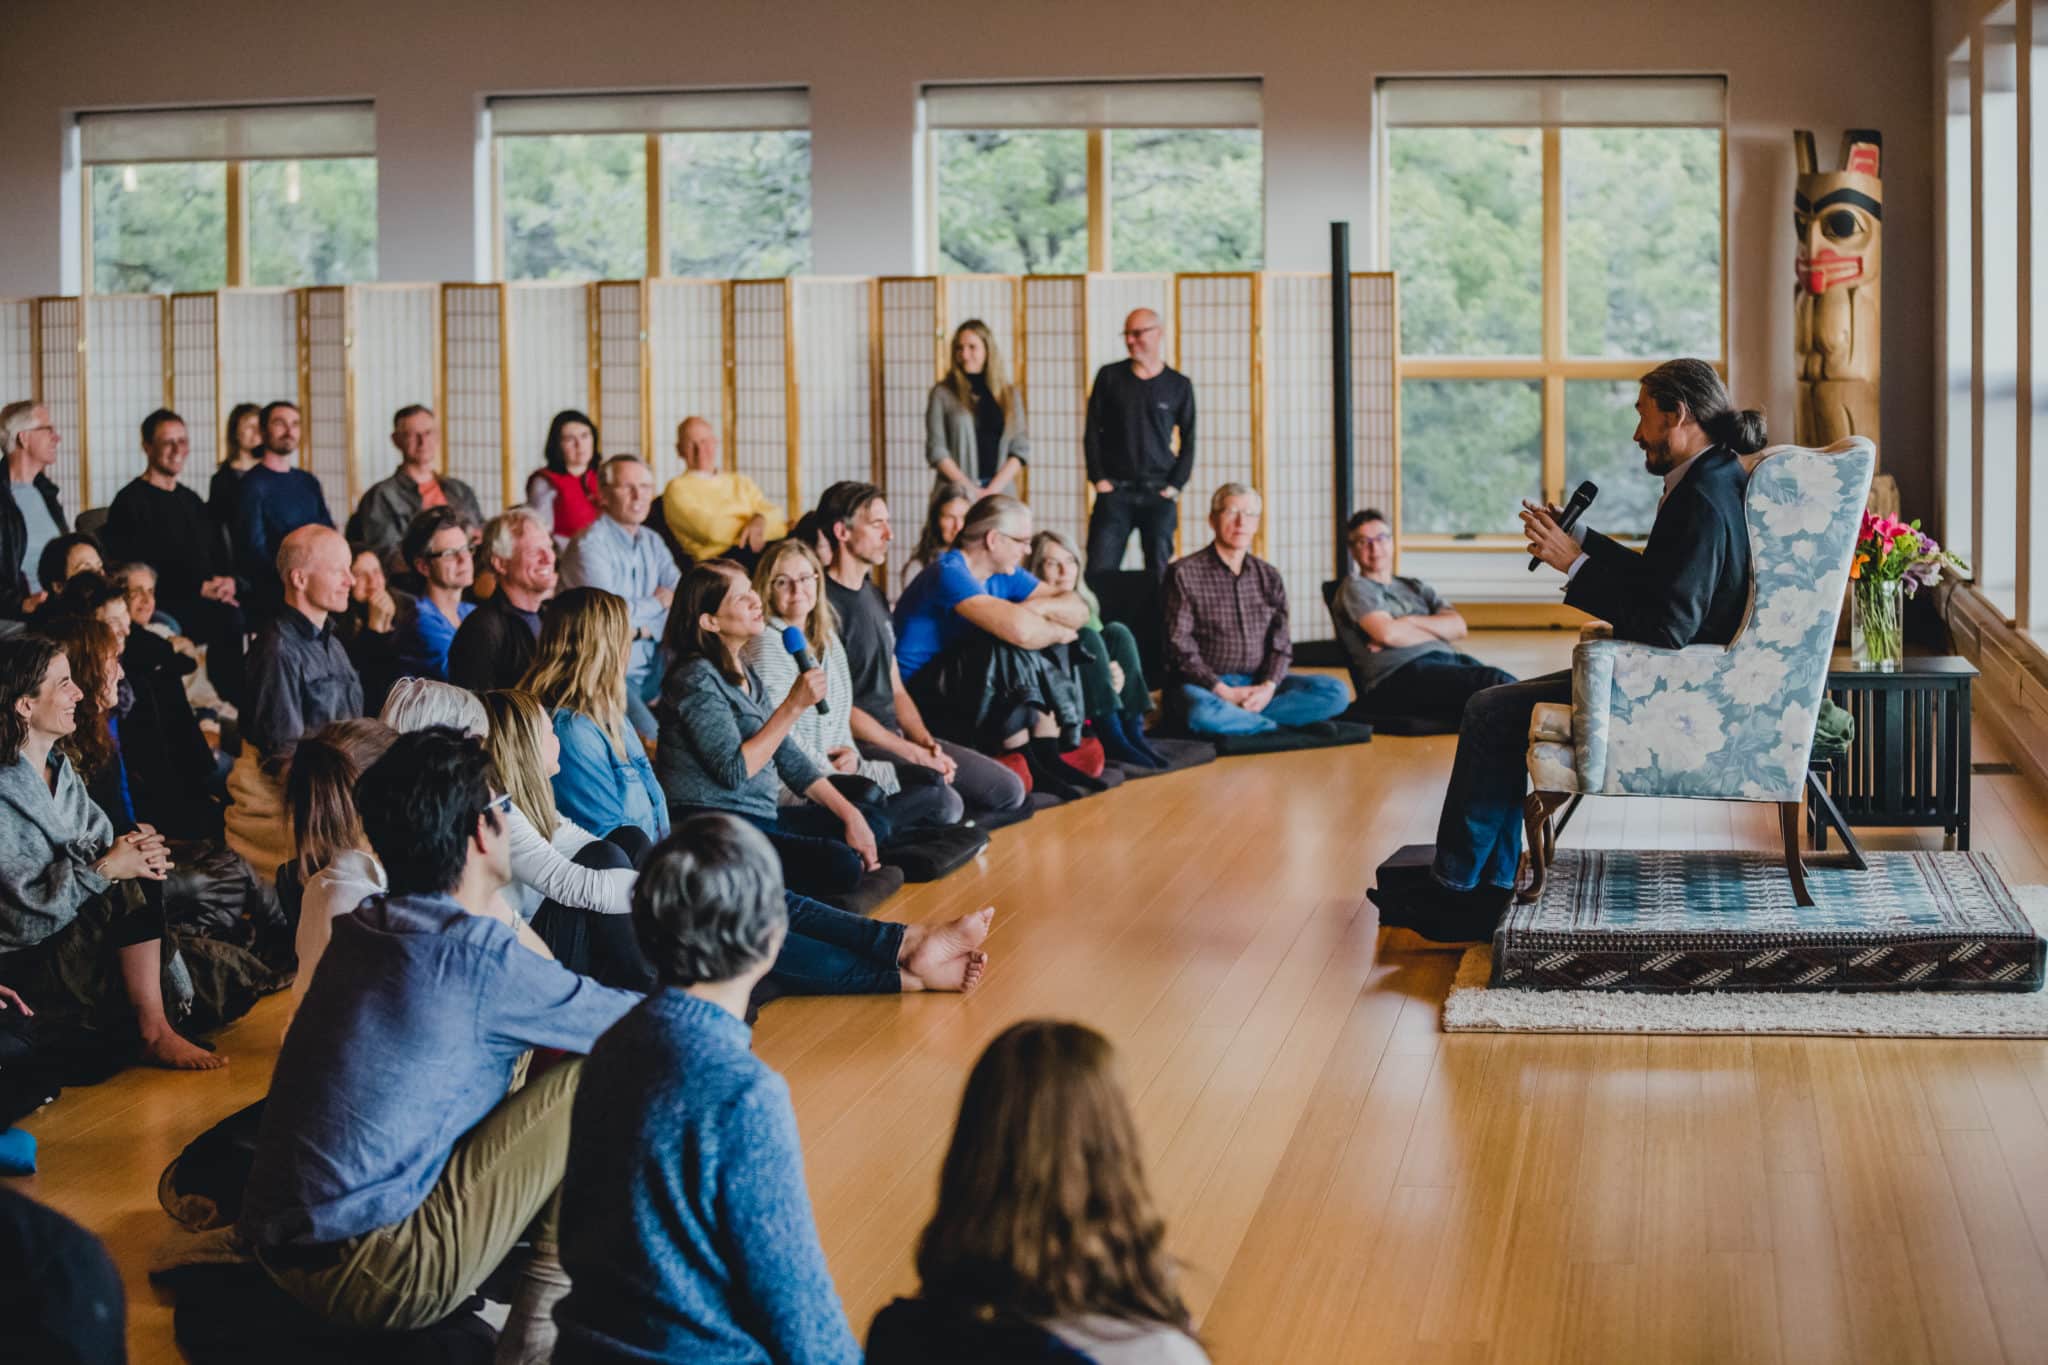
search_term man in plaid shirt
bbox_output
[1162,483,1351,736]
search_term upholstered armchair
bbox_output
[1521,438,1877,907]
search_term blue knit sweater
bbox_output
[553,988,859,1364]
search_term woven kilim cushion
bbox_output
[1491,850,2045,993]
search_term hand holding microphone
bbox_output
[1525,480,1599,572]
[781,626,830,715]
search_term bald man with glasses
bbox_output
[1082,308,1196,590]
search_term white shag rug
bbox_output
[1443,885,2048,1038]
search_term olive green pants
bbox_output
[260,1056,582,1332]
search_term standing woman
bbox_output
[743,540,964,833]
[1028,530,1165,769]
[209,402,265,531]
[520,587,668,845]
[525,409,604,547]
[867,1020,1209,1363]
[902,480,972,591]
[927,320,1028,500]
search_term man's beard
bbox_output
[1639,441,1671,473]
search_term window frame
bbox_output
[1378,84,1730,551]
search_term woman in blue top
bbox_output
[891,494,1101,800]
[521,587,667,844]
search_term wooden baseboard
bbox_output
[1942,584,2048,792]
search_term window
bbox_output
[925,80,1263,274]
[1382,77,1726,541]
[80,103,377,292]
[492,89,811,281]
[1980,22,2020,618]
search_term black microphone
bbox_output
[1531,480,1599,571]
[782,625,829,714]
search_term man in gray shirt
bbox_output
[1,399,68,621]
[1331,509,1513,727]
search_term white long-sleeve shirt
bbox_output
[504,804,635,919]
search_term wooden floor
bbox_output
[16,631,2048,1364]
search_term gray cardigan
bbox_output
[925,381,1029,484]
[0,750,115,951]
[654,654,828,821]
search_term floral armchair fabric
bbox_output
[1526,439,1876,807]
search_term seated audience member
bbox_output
[901,480,971,590]
[1028,529,1166,768]
[2,399,68,621]
[526,409,604,547]
[347,405,482,566]
[892,494,1100,800]
[745,539,966,833]
[1162,484,1350,737]
[521,587,667,845]
[818,482,1028,822]
[927,319,1028,499]
[238,728,641,1361]
[0,635,221,1070]
[233,401,333,614]
[391,507,475,682]
[0,1186,128,1365]
[553,815,863,1365]
[660,415,786,568]
[868,1020,1208,1363]
[226,526,364,878]
[285,719,400,1008]
[102,408,246,705]
[448,507,556,692]
[334,544,404,715]
[559,454,677,742]
[36,617,141,834]
[208,402,264,534]
[655,561,884,901]
[34,532,103,600]
[1333,508,1514,726]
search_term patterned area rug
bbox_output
[1488,850,2044,993]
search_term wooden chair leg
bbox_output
[1779,801,1814,908]
[1519,792,1565,904]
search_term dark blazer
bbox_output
[1,472,68,618]
[1564,446,1752,650]
[445,591,540,694]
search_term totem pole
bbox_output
[1793,129,1882,450]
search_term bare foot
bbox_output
[960,950,988,994]
[901,906,994,981]
[141,1030,226,1071]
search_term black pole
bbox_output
[1330,221,1354,580]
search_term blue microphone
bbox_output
[781,625,829,714]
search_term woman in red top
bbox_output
[525,409,603,546]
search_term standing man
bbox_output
[234,400,333,614]
[347,405,482,567]
[448,507,557,692]
[560,455,679,741]
[392,507,476,682]
[1083,308,1195,589]
[660,416,786,568]
[1,399,68,622]
[103,408,247,704]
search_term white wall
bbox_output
[2,0,1936,511]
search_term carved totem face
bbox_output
[1794,131,1883,298]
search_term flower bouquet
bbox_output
[1847,511,1970,671]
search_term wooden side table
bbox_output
[1808,655,1976,851]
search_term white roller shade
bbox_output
[489,88,809,136]
[923,79,1261,130]
[79,102,375,164]
[1379,77,1725,128]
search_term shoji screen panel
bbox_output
[507,284,590,484]
[168,294,219,489]
[350,285,438,498]
[1173,274,1260,554]
[593,282,648,474]
[1263,274,1336,639]
[1350,274,1400,548]
[731,280,797,512]
[298,288,352,523]
[793,279,873,511]
[33,299,86,511]
[0,300,32,406]
[1085,273,1172,380]
[877,278,942,588]
[1019,276,1088,553]
[647,280,725,479]
[83,296,165,508]
[218,289,299,417]
[943,275,1020,370]
[442,284,511,514]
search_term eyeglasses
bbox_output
[769,573,818,591]
[483,792,513,818]
[1121,326,1160,340]
[1350,531,1393,546]
[990,529,1030,547]
[423,545,472,562]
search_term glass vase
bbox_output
[1851,578,1904,671]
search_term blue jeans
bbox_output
[1431,669,1572,892]
[1176,672,1352,736]
[773,896,905,996]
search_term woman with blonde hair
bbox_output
[521,586,667,844]
[927,319,1028,499]
[1028,530,1165,769]
[742,540,964,834]
[868,1020,1207,1363]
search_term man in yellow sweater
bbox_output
[660,416,787,568]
